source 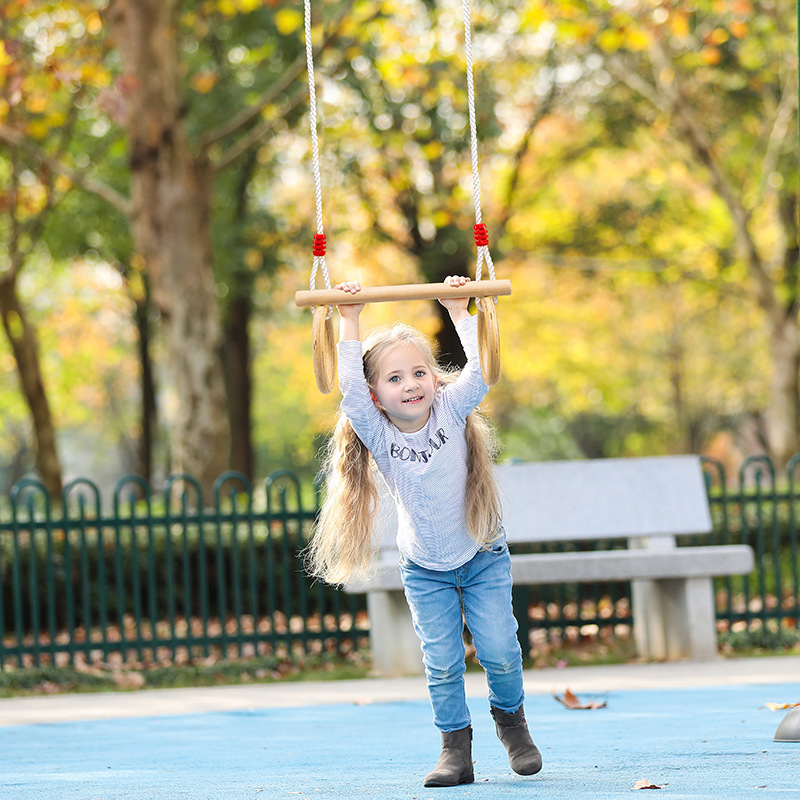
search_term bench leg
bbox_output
[631,577,718,661]
[366,590,424,676]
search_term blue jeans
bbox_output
[400,540,525,732]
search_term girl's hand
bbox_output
[336,281,365,318]
[439,275,471,322]
[336,281,364,341]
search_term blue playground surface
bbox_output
[1,668,798,800]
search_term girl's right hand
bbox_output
[336,281,364,318]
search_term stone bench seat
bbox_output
[343,456,755,675]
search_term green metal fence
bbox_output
[1,456,798,670]
[0,471,368,669]
[700,454,800,635]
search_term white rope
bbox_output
[304,0,332,296]
[304,0,494,295]
[461,0,495,285]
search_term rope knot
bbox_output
[473,223,489,248]
[312,233,327,257]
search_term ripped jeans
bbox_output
[400,539,525,732]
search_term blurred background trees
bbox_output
[0,0,796,497]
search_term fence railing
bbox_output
[1,456,798,670]
[0,471,368,670]
[700,454,800,634]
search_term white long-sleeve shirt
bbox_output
[338,314,490,570]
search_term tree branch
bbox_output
[646,37,778,317]
[758,68,797,207]
[496,56,559,241]
[0,123,132,216]
[213,82,307,171]
[603,52,668,114]
[200,0,357,155]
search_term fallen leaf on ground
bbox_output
[553,688,607,709]
[631,779,667,790]
[764,702,800,711]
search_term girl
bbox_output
[307,276,541,787]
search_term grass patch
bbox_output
[525,638,638,669]
[719,625,800,657]
[0,651,371,698]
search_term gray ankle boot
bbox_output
[490,705,542,775]
[423,726,475,787]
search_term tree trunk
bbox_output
[223,292,254,478]
[417,226,473,369]
[107,0,230,499]
[765,310,800,472]
[0,274,63,499]
[133,293,157,482]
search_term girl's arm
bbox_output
[437,276,491,416]
[335,281,364,341]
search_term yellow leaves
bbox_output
[244,248,263,270]
[25,119,50,140]
[422,141,443,161]
[623,27,650,52]
[596,16,650,54]
[729,20,748,38]
[191,71,219,94]
[219,0,265,16]
[25,91,49,115]
[596,28,624,53]
[0,40,13,73]
[274,8,304,36]
[708,28,730,46]
[54,175,72,194]
[671,13,690,38]
[80,61,112,87]
[702,47,723,66]
[85,11,103,36]
[352,0,381,24]
[519,4,548,31]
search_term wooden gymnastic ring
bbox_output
[476,295,501,386]
[312,305,336,394]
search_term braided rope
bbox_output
[303,0,332,298]
[461,0,495,285]
[304,0,495,296]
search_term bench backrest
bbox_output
[496,455,712,543]
[375,455,712,552]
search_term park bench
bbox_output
[345,455,755,675]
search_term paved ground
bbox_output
[1,656,799,799]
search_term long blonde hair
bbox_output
[306,322,502,585]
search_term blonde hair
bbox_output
[306,322,502,585]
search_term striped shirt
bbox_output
[338,314,490,570]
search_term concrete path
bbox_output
[1,656,798,799]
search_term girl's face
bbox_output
[371,343,437,432]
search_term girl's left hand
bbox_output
[438,275,471,314]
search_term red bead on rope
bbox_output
[473,223,489,248]
[312,233,327,257]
